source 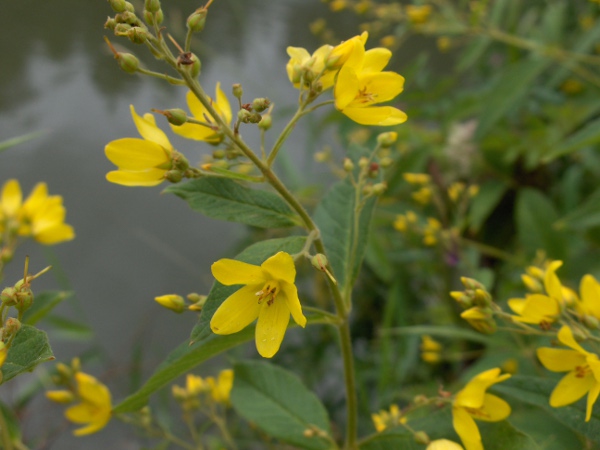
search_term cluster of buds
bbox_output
[451,277,496,334]
[154,293,207,313]
[172,369,233,412]
[105,0,150,45]
[238,97,272,126]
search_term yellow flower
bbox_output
[105,105,176,186]
[412,187,432,205]
[334,35,407,125]
[171,83,232,144]
[286,45,335,89]
[329,32,369,69]
[427,440,464,450]
[210,252,307,358]
[393,214,408,232]
[537,325,600,421]
[405,4,433,24]
[403,173,430,185]
[421,335,442,363]
[0,180,75,245]
[577,274,600,320]
[371,404,406,432]
[452,368,511,450]
[63,372,112,436]
[208,369,234,404]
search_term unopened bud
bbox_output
[460,277,486,291]
[114,23,132,34]
[115,11,141,26]
[4,318,21,336]
[15,288,33,313]
[232,83,243,100]
[187,294,207,311]
[165,170,183,183]
[343,158,354,172]
[377,131,398,147]
[71,357,81,373]
[56,362,72,378]
[303,429,316,437]
[473,288,492,307]
[248,113,262,124]
[144,0,160,13]
[116,52,139,73]
[0,248,13,263]
[187,8,208,33]
[108,0,128,13]
[368,162,379,178]
[172,151,190,171]
[237,109,252,123]
[144,9,163,25]
[583,315,600,330]
[155,294,186,313]
[372,182,387,195]
[124,1,135,12]
[163,109,187,126]
[311,254,329,272]
[413,394,428,406]
[252,98,270,113]
[1,287,16,306]
[258,115,272,130]
[46,390,75,404]
[126,26,149,44]
[104,17,117,30]
[413,431,430,445]
[358,157,369,169]
[212,149,226,159]
[380,156,393,168]
[177,52,201,78]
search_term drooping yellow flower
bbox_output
[333,35,407,126]
[210,251,307,358]
[0,180,74,245]
[537,325,600,421]
[51,372,112,436]
[171,83,232,144]
[371,404,406,432]
[427,440,464,450]
[105,105,177,186]
[452,368,511,450]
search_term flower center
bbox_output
[356,86,376,104]
[575,364,592,378]
[464,406,491,420]
[255,281,279,306]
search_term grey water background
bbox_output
[0,0,361,447]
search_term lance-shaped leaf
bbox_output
[165,178,300,228]
[1,325,53,384]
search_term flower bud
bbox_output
[187,8,208,33]
[311,254,329,272]
[413,394,428,406]
[108,0,128,13]
[116,52,139,74]
[0,342,6,369]
[473,288,492,307]
[163,109,188,126]
[212,149,226,159]
[71,357,81,373]
[4,318,21,337]
[368,162,379,178]
[237,109,252,123]
[144,0,160,13]
[126,26,149,44]
[258,114,272,130]
[104,17,117,30]
[248,113,262,124]
[460,277,486,291]
[144,9,163,25]
[583,314,600,330]
[177,52,201,78]
[232,83,243,100]
[115,11,141,26]
[114,23,132,34]
[413,431,430,445]
[1,287,16,306]
[155,294,186,313]
[0,248,13,264]
[377,131,398,147]
[165,170,183,183]
[124,1,135,12]
[15,288,33,314]
[46,390,75,404]
[380,156,393,168]
[343,158,354,172]
[372,182,387,195]
[358,157,369,169]
[252,98,271,113]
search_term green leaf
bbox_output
[476,58,549,138]
[1,325,53,384]
[192,236,307,342]
[468,180,508,232]
[231,360,332,450]
[478,420,541,450]
[494,375,600,445]
[22,291,72,326]
[165,178,299,228]
[542,116,600,162]
[382,325,496,345]
[359,431,421,450]
[45,316,93,339]
[554,187,600,231]
[114,237,307,414]
[314,179,376,295]
[515,188,567,259]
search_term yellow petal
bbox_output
[427,440,464,450]
[210,284,262,334]
[171,121,218,141]
[362,48,392,73]
[65,403,95,424]
[76,372,112,406]
[335,65,360,110]
[260,252,296,284]
[130,105,172,150]
[512,294,560,324]
[558,325,589,354]
[507,298,526,314]
[452,407,483,450]
[286,46,311,62]
[211,259,265,285]
[477,393,511,422]
[550,370,595,407]
[34,223,75,245]
[354,72,405,105]
[105,138,170,170]
[342,105,407,126]
[280,282,306,327]
[580,274,600,319]
[537,347,585,372]
[106,169,166,187]
[215,82,232,125]
[544,260,563,300]
[455,368,510,409]
[587,382,600,421]
[21,183,48,218]
[1,179,22,216]
[255,296,290,358]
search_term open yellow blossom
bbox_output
[427,440,464,450]
[48,372,112,436]
[537,325,600,421]
[452,368,511,450]
[0,180,74,245]
[286,45,335,89]
[105,105,176,186]
[210,252,307,358]
[333,35,407,126]
[171,83,232,144]
[371,404,406,432]
[577,274,600,320]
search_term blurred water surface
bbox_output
[0,0,354,446]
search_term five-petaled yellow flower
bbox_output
[105,105,179,186]
[171,83,232,144]
[333,33,407,126]
[47,372,112,436]
[210,251,306,358]
[537,325,600,421]
[452,368,511,450]
[0,179,74,245]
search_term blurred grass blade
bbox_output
[0,130,47,153]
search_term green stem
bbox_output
[137,68,186,85]
[267,106,305,167]
[0,409,14,450]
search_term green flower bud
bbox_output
[124,1,135,12]
[1,287,16,306]
[252,98,270,113]
[115,11,141,26]
[143,9,163,25]
[377,131,398,147]
[4,318,21,337]
[177,52,201,78]
[380,156,393,168]
[108,0,128,13]
[144,0,161,13]
[372,182,387,195]
[104,17,117,30]
[583,315,600,330]
[116,52,140,74]
[165,170,183,183]
[248,112,262,124]
[164,109,188,126]
[258,115,272,130]
[172,151,190,171]
[212,149,226,159]
[358,157,369,169]
[114,23,132,34]
[187,8,208,33]
[311,254,329,272]
[15,288,33,314]
[412,394,428,406]
[413,431,430,445]
[460,277,486,291]
[237,109,252,123]
[0,248,13,264]
[126,26,150,44]
[343,158,354,172]
[232,83,243,100]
